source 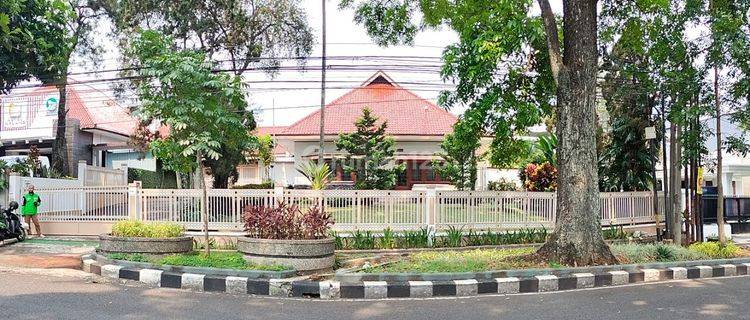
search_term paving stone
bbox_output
[225,276,248,294]
[496,277,520,294]
[363,281,388,299]
[720,264,737,277]
[535,275,558,292]
[139,269,163,286]
[696,266,713,278]
[641,269,660,282]
[319,281,340,299]
[669,267,688,280]
[409,281,432,298]
[181,273,205,291]
[574,273,595,288]
[609,271,629,286]
[454,279,478,296]
[269,279,291,297]
[101,265,122,279]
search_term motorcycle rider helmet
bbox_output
[7,201,18,211]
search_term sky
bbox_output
[56,0,565,128]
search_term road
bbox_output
[1,271,749,320]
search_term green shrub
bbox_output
[109,251,290,271]
[128,166,178,189]
[351,230,376,250]
[158,251,289,270]
[107,253,150,262]
[611,244,709,263]
[602,225,630,240]
[655,245,675,262]
[487,179,519,191]
[688,242,742,259]
[231,181,274,189]
[111,220,184,238]
[378,228,396,249]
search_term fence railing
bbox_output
[36,186,129,222]
[35,186,659,234]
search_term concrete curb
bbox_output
[81,254,750,299]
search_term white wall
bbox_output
[478,167,522,191]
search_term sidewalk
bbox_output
[0,237,97,269]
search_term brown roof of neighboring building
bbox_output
[276,72,457,136]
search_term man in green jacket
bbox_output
[21,185,44,238]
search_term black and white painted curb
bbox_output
[81,256,750,299]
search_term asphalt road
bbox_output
[2,271,750,320]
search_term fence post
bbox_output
[119,163,129,185]
[77,160,87,186]
[128,182,141,220]
[425,189,436,246]
[273,186,284,205]
[7,173,22,205]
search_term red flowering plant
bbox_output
[519,162,558,191]
[242,202,334,240]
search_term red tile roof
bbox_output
[256,126,287,135]
[278,72,457,136]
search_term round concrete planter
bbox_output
[99,234,193,254]
[237,237,335,273]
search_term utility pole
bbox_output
[715,66,726,245]
[670,121,682,244]
[318,0,327,165]
[661,96,670,239]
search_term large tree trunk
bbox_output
[198,152,210,256]
[536,0,617,266]
[51,82,69,176]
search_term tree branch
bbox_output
[537,0,563,85]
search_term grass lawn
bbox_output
[107,251,291,271]
[361,248,537,273]
[24,238,99,247]
[359,242,749,273]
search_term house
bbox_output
[0,84,155,175]
[237,72,459,189]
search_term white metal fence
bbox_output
[37,186,129,222]
[35,186,660,234]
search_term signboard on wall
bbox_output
[0,92,58,141]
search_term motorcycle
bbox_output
[0,201,27,242]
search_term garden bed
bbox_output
[96,251,296,279]
[335,242,750,282]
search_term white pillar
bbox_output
[119,162,129,186]
[77,160,87,186]
[722,172,734,196]
[127,182,142,220]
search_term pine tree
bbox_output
[335,107,404,189]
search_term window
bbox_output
[411,161,421,181]
[425,162,436,181]
[396,161,407,185]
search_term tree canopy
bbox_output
[128,30,257,186]
[335,107,404,190]
[107,0,314,76]
[0,0,72,94]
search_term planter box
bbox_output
[238,237,335,273]
[99,234,193,254]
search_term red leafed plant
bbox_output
[242,202,333,240]
[519,162,558,192]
